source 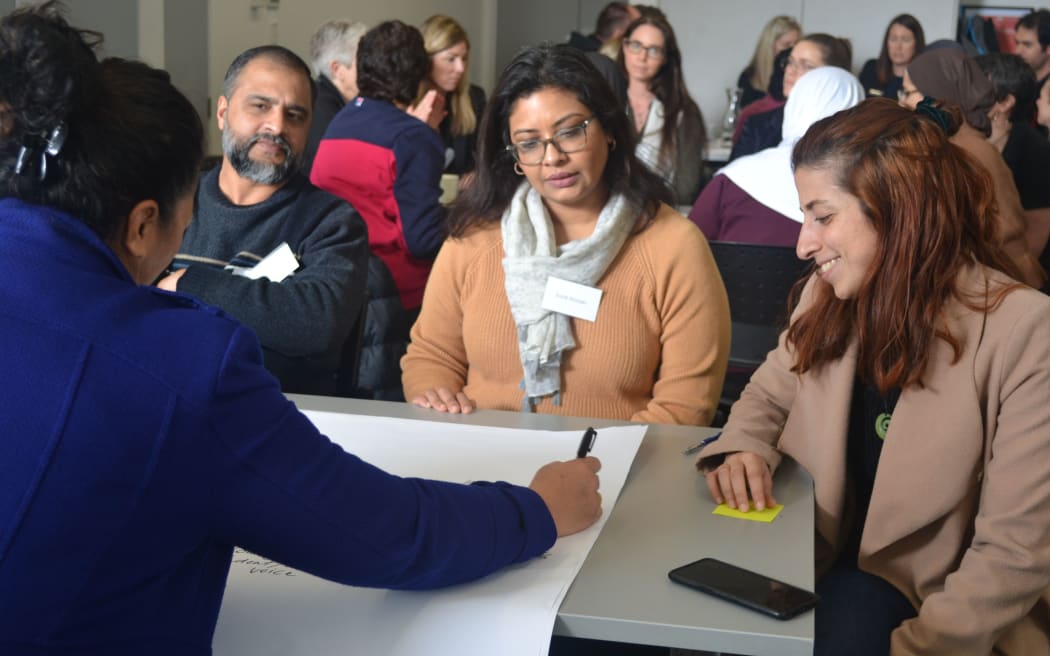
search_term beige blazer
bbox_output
[700,265,1050,655]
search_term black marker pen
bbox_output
[577,427,597,458]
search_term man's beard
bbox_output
[222,127,301,185]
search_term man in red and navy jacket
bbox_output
[312,20,447,320]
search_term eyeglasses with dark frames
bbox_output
[624,39,666,60]
[505,117,594,166]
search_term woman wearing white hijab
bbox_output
[689,67,864,246]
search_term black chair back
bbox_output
[708,241,811,425]
[334,301,368,398]
[709,241,811,367]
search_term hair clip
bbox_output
[915,97,950,133]
[44,122,67,157]
[12,123,68,180]
[13,145,32,176]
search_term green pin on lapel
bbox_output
[875,413,891,440]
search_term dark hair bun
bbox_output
[0,1,101,142]
[0,1,203,240]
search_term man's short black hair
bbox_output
[355,21,429,106]
[1018,9,1050,49]
[594,2,634,42]
[222,45,315,102]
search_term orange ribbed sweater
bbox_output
[401,204,730,425]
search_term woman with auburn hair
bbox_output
[403,44,730,425]
[737,15,802,109]
[420,14,486,174]
[699,99,1050,655]
[859,14,925,99]
[619,12,707,205]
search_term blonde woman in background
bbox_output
[738,15,801,109]
[421,14,487,175]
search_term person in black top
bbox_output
[419,15,487,175]
[1016,10,1050,93]
[978,52,1050,288]
[566,1,639,54]
[858,14,924,100]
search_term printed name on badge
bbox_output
[541,276,603,322]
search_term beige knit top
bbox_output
[401,204,731,425]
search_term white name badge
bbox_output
[239,242,299,283]
[541,276,603,322]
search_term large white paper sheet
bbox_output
[213,412,646,656]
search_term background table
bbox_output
[290,395,815,656]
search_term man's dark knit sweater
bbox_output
[174,166,368,394]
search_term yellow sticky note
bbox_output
[712,502,784,523]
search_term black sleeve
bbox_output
[178,197,368,359]
[1010,131,1050,210]
[859,60,880,97]
[730,110,773,161]
[737,67,765,109]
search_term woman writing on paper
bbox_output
[699,99,1050,655]
[403,44,730,425]
[0,5,601,652]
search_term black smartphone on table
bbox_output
[668,557,820,620]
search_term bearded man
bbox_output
[160,45,368,395]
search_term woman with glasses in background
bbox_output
[402,44,730,426]
[618,13,707,206]
[731,33,852,161]
[859,14,925,99]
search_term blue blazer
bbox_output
[0,199,555,655]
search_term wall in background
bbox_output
[1,1,1032,154]
[492,0,958,139]
[206,0,495,153]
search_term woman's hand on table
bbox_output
[705,451,776,512]
[411,387,475,414]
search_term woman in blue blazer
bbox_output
[0,5,600,654]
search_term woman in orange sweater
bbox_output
[401,44,730,425]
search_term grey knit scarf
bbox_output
[500,182,634,411]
